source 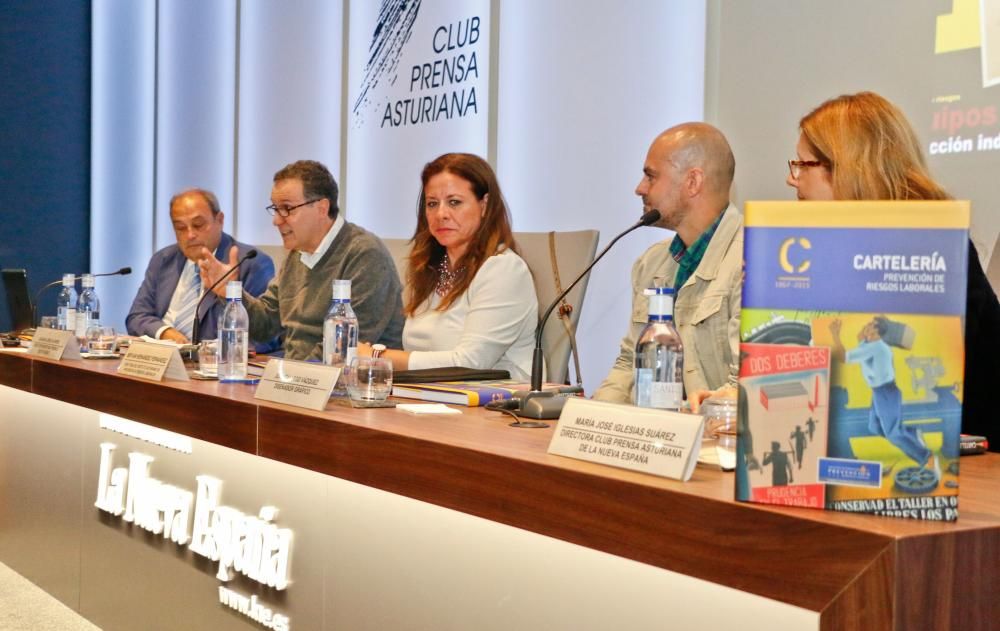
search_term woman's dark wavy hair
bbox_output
[405,153,518,316]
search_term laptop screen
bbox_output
[2,268,33,332]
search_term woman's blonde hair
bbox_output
[799,91,950,201]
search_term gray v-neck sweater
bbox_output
[244,221,404,360]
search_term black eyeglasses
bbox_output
[265,198,321,218]
[787,160,825,179]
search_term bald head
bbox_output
[635,122,735,244]
[169,188,225,262]
[654,122,735,199]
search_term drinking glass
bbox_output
[347,356,393,402]
[701,397,738,449]
[86,326,118,356]
[198,340,219,377]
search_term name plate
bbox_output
[548,398,704,481]
[254,358,339,411]
[118,341,189,382]
[28,328,82,360]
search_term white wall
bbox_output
[91,0,156,329]
[155,0,237,244]
[497,1,707,390]
[93,0,344,328]
[236,0,343,246]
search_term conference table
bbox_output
[0,350,997,630]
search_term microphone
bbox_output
[98,267,132,277]
[32,266,132,326]
[190,249,257,344]
[512,209,662,424]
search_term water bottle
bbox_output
[634,287,684,410]
[75,274,100,347]
[323,279,359,395]
[57,274,77,331]
[218,280,249,380]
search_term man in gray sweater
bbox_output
[199,160,404,360]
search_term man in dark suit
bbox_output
[126,188,274,345]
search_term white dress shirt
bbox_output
[300,213,345,269]
[157,260,201,339]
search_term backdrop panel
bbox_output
[236,0,344,248]
[345,0,491,237]
[496,0,708,391]
[154,0,237,250]
[92,0,157,332]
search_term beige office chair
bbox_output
[514,230,600,385]
[255,244,289,276]
[381,238,412,285]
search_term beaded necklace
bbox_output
[435,254,465,297]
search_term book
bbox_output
[391,379,529,406]
[738,343,831,508]
[959,434,989,455]
[394,367,510,383]
[737,201,969,522]
[391,379,574,407]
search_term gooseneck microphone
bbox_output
[32,267,132,326]
[190,249,257,345]
[513,209,662,423]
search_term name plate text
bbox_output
[28,328,81,360]
[118,341,189,382]
[548,398,704,481]
[255,358,339,411]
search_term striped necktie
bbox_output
[173,263,201,339]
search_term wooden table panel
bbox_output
[31,357,258,454]
[820,547,894,631]
[894,528,1000,631]
[259,404,902,612]
[0,351,31,392]
[3,351,998,630]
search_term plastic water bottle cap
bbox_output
[643,286,676,296]
[62,273,75,287]
[332,279,351,301]
[648,293,674,317]
[81,274,95,288]
[226,280,243,299]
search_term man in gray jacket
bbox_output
[593,122,742,409]
[199,160,404,360]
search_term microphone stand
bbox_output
[511,209,662,426]
[190,250,258,346]
[31,267,132,327]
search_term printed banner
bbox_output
[346,0,490,238]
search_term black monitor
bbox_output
[2,268,33,333]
